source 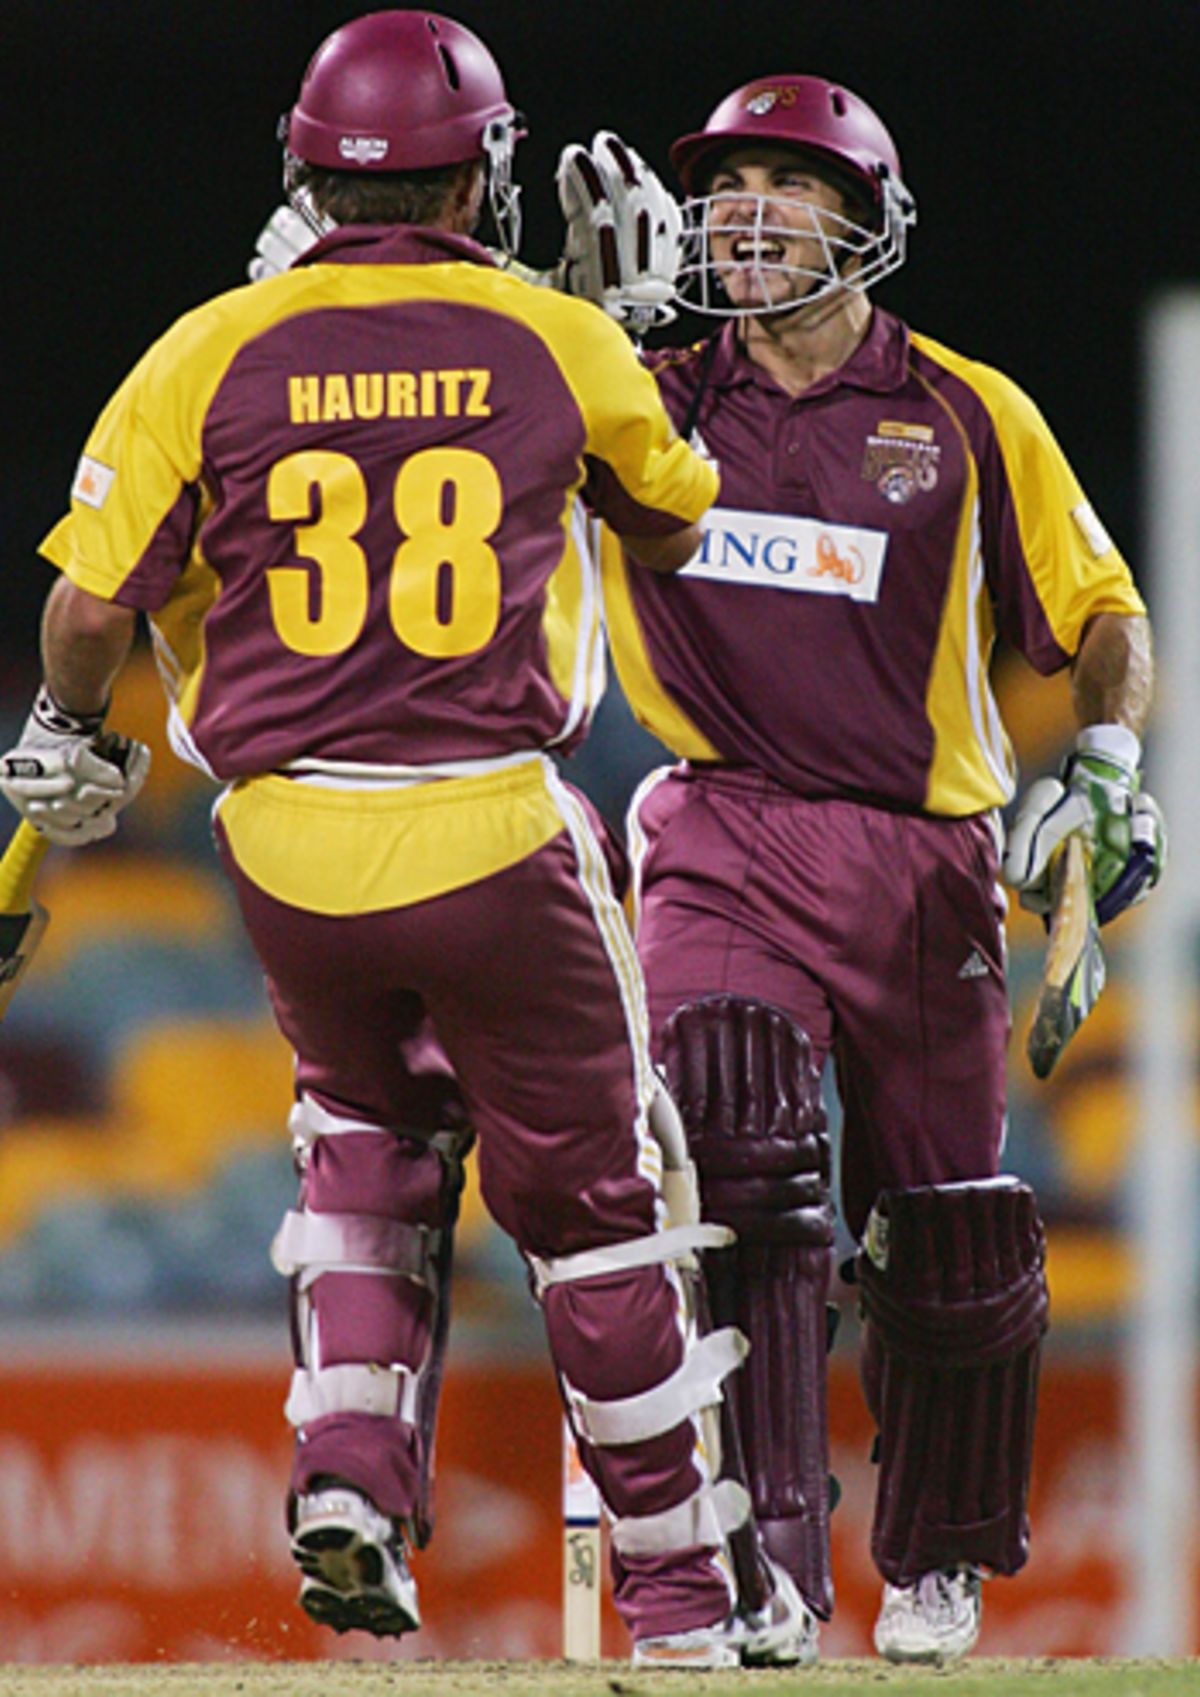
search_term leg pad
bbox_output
[662,996,836,1619]
[277,1093,470,1544]
[856,1178,1049,1584]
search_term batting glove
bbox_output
[247,205,320,281]
[1003,723,1165,925]
[555,132,683,333]
[0,686,150,847]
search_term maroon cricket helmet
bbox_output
[670,74,904,213]
[286,10,518,172]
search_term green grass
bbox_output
[1,1658,1199,1697]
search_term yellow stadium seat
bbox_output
[112,1018,295,1177]
[31,855,235,972]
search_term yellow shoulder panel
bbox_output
[910,332,1145,655]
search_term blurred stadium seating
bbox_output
[0,642,1172,1334]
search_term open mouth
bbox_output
[727,236,787,265]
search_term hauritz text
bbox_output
[288,369,493,423]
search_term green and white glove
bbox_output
[1003,723,1166,925]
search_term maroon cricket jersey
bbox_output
[603,310,1144,816]
[42,227,716,780]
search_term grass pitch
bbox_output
[0,1660,1198,1697]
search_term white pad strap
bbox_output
[288,1092,383,1154]
[286,1092,470,1181]
[285,1362,420,1427]
[661,1166,702,1232]
[564,1326,747,1447]
[611,1477,751,1557]
[648,1084,704,1230]
[271,1208,436,1289]
[647,1082,689,1172]
[529,1223,733,1298]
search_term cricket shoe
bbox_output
[874,1564,982,1664]
[631,1624,741,1670]
[631,1560,818,1670]
[291,1482,420,1637]
[740,1562,820,1666]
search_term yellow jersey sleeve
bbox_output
[913,332,1145,667]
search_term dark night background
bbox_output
[5,0,1198,693]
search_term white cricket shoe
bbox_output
[740,1562,820,1666]
[631,1624,741,1670]
[291,1482,420,1637]
[874,1564,982,1664]
[631,1559,818,1670]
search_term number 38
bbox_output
[265,446,502,659]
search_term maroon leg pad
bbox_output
[662,996,836,1619]
[855,1179,1050,1585]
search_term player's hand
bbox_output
[1003,724,1165,925]
[248,205,319,281]
[0,686,150,847]
[555,132,682,334]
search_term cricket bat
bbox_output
[562,1418,602,1661]
[1026,833,1106,1080]
[0,821,49,1021]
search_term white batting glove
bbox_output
[1003,723,1165,925]
[556,132,682,333]
[0,686,150,847]
[248,205,320,281]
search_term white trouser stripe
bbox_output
[543,765,661,1192]
[624,762,675,940]
[564,1326,747,1447]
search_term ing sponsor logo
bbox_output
[680,506,888,603]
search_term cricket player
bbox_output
[0,13,819,1669]
[559,76,1165,1662]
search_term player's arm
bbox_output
[1005,608,1164,926]
[569,279,716,555]
[0,578,148,848]
[42,577,138,716]
[1071,609,1153,733]
[962,365,1165,925]
[621,524,703,575]
[248,133,683,337]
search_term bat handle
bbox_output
[0,822,49,915]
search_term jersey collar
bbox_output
[296,224,498,269]
[711,306,910,398]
